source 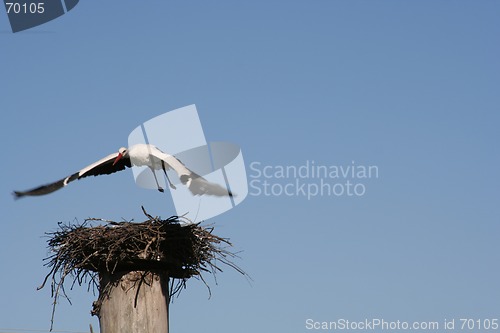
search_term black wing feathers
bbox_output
[13,172,79,199]
[78,156,131,179]
[13,154,132,199]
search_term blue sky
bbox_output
[1,1,499,332]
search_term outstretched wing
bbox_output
[13,173,80,198]
[77,152,131,179]
[13,152,131,199]
[186,172,234,196]
[150,147,233,197]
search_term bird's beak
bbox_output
[113,153,123,166]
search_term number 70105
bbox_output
[5,2,45,14]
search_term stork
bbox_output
[13,143,232,198]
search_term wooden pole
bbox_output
[98,270,170,333]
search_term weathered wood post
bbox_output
[40,210,245,333]
[98,271,170,333]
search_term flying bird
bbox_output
[13,143,233,199]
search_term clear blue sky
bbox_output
[1,1,499,332]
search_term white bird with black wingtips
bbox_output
[13,143,233,199]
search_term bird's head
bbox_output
[113,147,128,165]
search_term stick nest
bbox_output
[39,207,246,326]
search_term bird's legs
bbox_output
[161,160,177,190]
[149,167,164,192]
